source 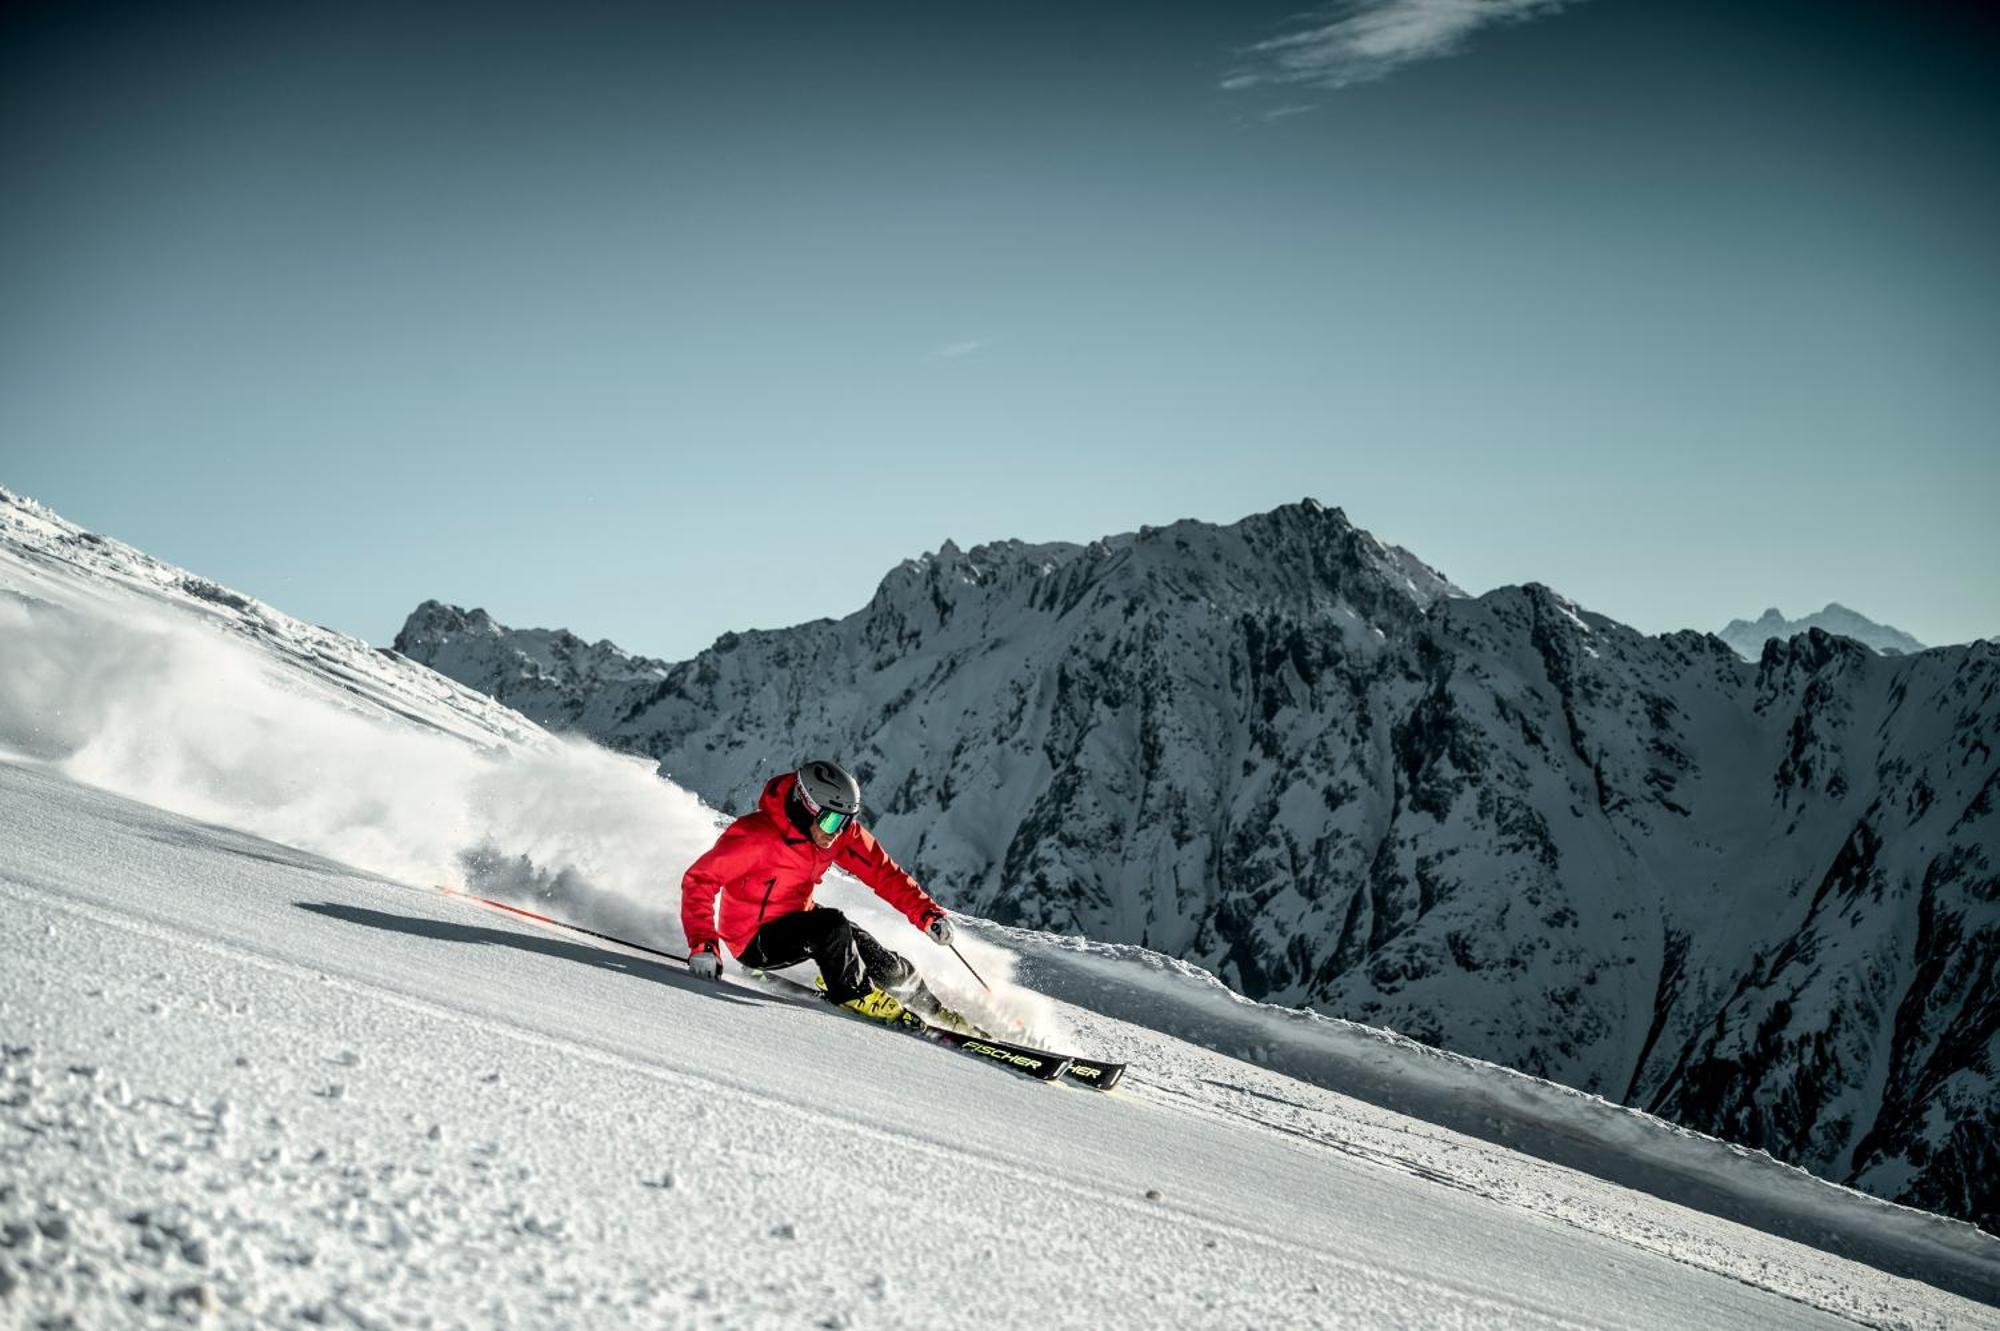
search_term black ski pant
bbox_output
[739,907,918,1005]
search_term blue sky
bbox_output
[3,0,1995,658]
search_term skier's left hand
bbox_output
[922,910,954,946]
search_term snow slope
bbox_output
[3,486,1999,1327]
[6,765,1998,1329]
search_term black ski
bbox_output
[438,886,1127,1090]
[850,1010,1073,1082]
[795,981,1124,1091]
[1055,1055,1126,1093]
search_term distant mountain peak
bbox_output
[390,599,667,729]
[1719,604,1926,659]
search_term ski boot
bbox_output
[842,986,910,1023]
[815,977,922,1029]
[863,969,982,1035]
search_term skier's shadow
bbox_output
[295,901,765,1007]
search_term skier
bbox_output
[679,759,962,1026]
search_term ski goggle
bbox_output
[813,807,853,837]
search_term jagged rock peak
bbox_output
[391,600,669,718]
[1112,499,1461,609]
[394,600,501,651]
[1756,625,1874,674]
[878,535,1086,603]
[869,500,1460,613]
[1460,582,1607,639]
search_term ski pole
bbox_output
[442,887,689,961]
[948,940,992,993]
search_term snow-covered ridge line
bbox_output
[0,483,708,914]
[0,485,538,751]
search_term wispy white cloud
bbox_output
[933,339,989,360]
[1221,0,1575,93]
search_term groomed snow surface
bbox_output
[3,765,1993,1331]
[2,485,1998,1328]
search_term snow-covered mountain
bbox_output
[395,500,2000,1234]
[7,484,2000,1325]
[1720,604,1928,658]
[397,603,669,732]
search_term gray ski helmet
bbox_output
[793,759,861,817]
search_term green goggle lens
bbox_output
[814,807,852,836]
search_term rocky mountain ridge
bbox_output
[396,500,1999,1231]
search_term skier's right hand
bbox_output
[687,941,723,981]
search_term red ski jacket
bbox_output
[680,771,941,957]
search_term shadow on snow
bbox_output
[294,900,766,1008]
